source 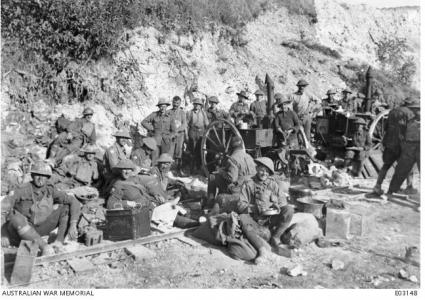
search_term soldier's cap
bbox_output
[113,129,132,139]
[172,96,182,102]
[82,144,98,154]
[354,118,367,125]
[274,93,285,100]
[230,136,244,149]
[342,88,352,94]
[254,89,264,96]
[254,157,274,175]
[30,161,52,177]
[156,98,171,107]
[82,107,94,115]
[114,159,135,170]
[296,79,309,86]
[278,98,292,106]
[142,137,157,151]
[157,153,174,164]
[208,96,219,103]
[326,89,336,95]
[236,91,249,99]
[357,92,366,99]
[192,98,204,106]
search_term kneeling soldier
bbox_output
[236,157,294,263]
[1,161,80,255]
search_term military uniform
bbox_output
[250,101,267,119]
[54,156,99,188]
[107,175,166,210]
[374,105,414,192]
[103,142,130,174]
[206,107,229,122]
[168,107,187,159]
[187,107,209,172]
[345,121,372,176]
[288,92,319,141]
[207,148,256,210]
[388,111,420,194]
[131,148,152,169]
[1,182,80,246]
[141,111,177,156]
[274,109,300,148]
[229,102,253,124]
[237,174,293,248]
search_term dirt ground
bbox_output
[2,177,419,290]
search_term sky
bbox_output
[334,0,420,7]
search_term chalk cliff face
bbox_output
[1,0,420,152]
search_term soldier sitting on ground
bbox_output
[150,153,183,196]
[237,157,294,264]
[343,118,371,177]
[52,144,99,189]
[131,137,157,170]
[48,107,96,165]
[1,161,80,255]
[207,136,257,213]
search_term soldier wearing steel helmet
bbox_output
[237,157,293,264]
[340,88,354,112]
[206,96,229,123]
[1,161,80,255]
[322,89,337,107]
[187,98,209,174]
[131,137,157,170]
[141,98,177,159]
[103,129,133,174]
[287,79,321,141]
[343,118,372,177]
[387,99,420,198]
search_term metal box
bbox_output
[239,128,274,149]
[105,206,151,241]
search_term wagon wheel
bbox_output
[368,109,389,151]
[200,119,244,177]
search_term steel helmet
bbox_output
[82,107,94,116]
[30,161,52,177]
[142,137,157,151]
[254,157,274,174]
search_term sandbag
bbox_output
[281,213,323,248]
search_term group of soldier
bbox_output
[0,78,420,263]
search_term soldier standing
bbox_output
[141,98,177,160]
[237,157,294,263]
[371,98,415,196]
[1,162,80,255]
[229,91,254,127]
[187,98,209,174]
[340,88,353,111]
[250,89,267,125]
[288,79,320,141]
[206,96,229,122]
[274,98,300,149]
[343,118,372,177]
[387,100,420,198]
[168,96,187,175]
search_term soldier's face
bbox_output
[121,169,132,180]
[210,102,217,109]
[238,96,245,103]
[282,103,291,111]
[85,153,95,161]
[298,85,306,93]
[194,104,201,111]
[173,99,181,108]
[256,165,270,181]
[117,137,128,146]
[159,162,171,172]
[256,95,263,101]
[159,105,167,113]
[32,174,49,187]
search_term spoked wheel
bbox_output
[200,119,244,177]
[368,109,389,151]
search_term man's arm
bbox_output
[51,187,81,224]
[236,181,252,214]
[89,125,96,144]
[141,113,155,132]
